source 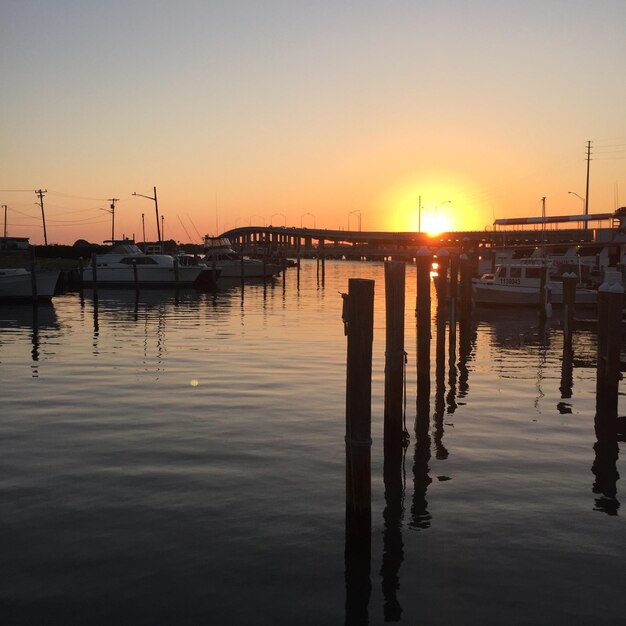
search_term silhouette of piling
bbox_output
[562,272,577,339]
[596,276,624,424]
[91,252,98,299]
[173,258,180,287]
[132,259,139,292]
[343,278,374,626]
[29,246,38,304]
[384,261,406,451]
[435,248,450,310]
[459,252,472,320]
[538,264,552,318]
[415,247,432,436]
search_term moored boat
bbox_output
[473,258,598,307]
[82,240,219,287]
[202,236,282,278]
[0,268,60,302]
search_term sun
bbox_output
[421,211,451,236]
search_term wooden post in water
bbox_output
[91,252,98,299]
[458,252,472,321]
[596,275,624,427]
[321,241,326,286]
[344,278,374,514]
[435,248,450,311]
[449,252,459,345]
[240,244,245,281]
[384,261,406,451]
[415,247,432,436]
[78,257,84,294]
[562,272,577,339]
[538,264,552,318]
[132,259,139,291]
[343,278,374,626]
[29,246,38,304]
[173,258,180,288]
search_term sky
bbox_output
[1,0,625,245]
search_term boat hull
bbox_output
[473,282,597,307]
[81,265,204,287]
[0,269,60,302]
[206,261,282,278]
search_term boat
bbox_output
[0,268,60,302]
[202,236,282,278]
[472,257,598,307]
[81,239,219,287]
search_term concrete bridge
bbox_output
[221,224,598,261]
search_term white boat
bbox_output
[473,258,598,307]
[0,268,60,302]
[202,236,282,278]
[82,240,219,287]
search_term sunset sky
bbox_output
[1,1,625,245]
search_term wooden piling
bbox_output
[596,278,624,424]
[384,261,406,451]
[132,259,139,292]
[562,272,577,339]
[435,248,450,309]
[91,252,98,298]
[345,278,374,515]
[459,252,472,320]
[415,247,432,436]
[538,264,552,318]
[344,278,374,626]
[173,258,180,287]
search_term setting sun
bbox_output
[421,211,451,236]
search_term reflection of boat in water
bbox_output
[82,240,219,287]
[473,258,597,307]
[0,268,60,302]
[202,236,282,278]
[0,301,59,329]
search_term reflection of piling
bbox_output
[29,246,38,304]
[344,278,374,626]
[434,308,449,459]
[384,261,406,451]
[596,279,624,424]
[320,241,326,287]
[415,247,431,437]
[381,442,404,622]
[91,252,98,299]
[591,434,620,515]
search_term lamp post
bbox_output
[133,187,161,247]
[568,191,586,229]
[270,213,286,227]
[301,212,316,228]
[348,210,361,231]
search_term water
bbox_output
[0,260,624,625]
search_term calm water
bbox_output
[1,260,624,625]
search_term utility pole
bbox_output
[35,189,48,245]
[2,205,6,238]
[541,196,547,244]
[584,140,592,230]
[132,186,161,247]
[141,213,146,245]
[107,198,119,242]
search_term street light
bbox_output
[568,191,585,211]
[301,212,316,228]
[133,187,161,246]
[270,213,286,226]
[348,210,361,231]
[250,214,265,226]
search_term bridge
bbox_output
[219,224,599,261]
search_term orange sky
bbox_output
[1,2,625,245]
